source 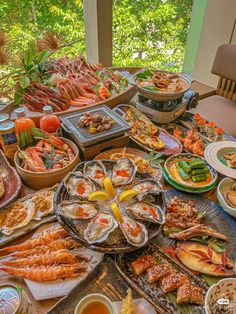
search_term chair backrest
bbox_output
[211,44,236,101]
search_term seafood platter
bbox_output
[94,147,163,182]
[163,153,218,193]
[114,104,183,156]
[133,69,191,102]
[60,105,131,146]
[1,67,236,314]
[54,158,166,253]
[0,223,104,300]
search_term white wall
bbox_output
[185,0,236,87]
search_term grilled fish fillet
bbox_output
[169,224,227,241]
[176,242,235,277]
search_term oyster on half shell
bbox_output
[119,216,148,247]
[127,201,165,224]
[1,199,35,235]
[58,200,98,220]
[32,190,54,220]
[111,158,137,186]
[84,212,118,244]
[133,179,162,200]
[64,172,95,199]
[83,161,107,187]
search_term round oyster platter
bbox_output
[54,158,166,253]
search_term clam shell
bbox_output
[32,190,54,220]
[119,216,148,247]
[111,158,137,186]
[225,191,236,208]
[1,199,35,235]
[58,200,98,220]
[133,179,162,200]
[64,172,95,199]
[84,212,118,244]
[83,160,107,187]
[127,201,165,224]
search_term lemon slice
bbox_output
[103,176,116,197]
[111,202,123,223]
[118,189,139,203]
[88,191,110,202]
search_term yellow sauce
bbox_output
[169,163,212,188]
[81,301,110,314]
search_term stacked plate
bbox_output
[204,141,236,179]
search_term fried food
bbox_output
[0,175,5,198]
[120,289,135,314]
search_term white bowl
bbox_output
[205,278,236,313]
[217,177,236,217]
[74,293,115,314]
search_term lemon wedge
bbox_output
[118,189,139,203]
[103,176,116,197]
[111,202,123,223]
[88,191,110,202]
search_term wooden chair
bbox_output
[195,44,236,136]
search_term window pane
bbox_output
[113,0,193,72]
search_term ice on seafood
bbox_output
[120,216,148,247]
[84,212,118,244]
[64,172,95,199]
[127,202,165,224]
[32,190,54,220]
[58,200,98,220]
[111,158,137,186]
[1,199,35,235]
[83,161,107,187]
[132,179,162,199]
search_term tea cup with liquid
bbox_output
[74,293,115,314]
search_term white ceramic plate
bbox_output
[204,141,236,179]
[2,223,104,301]
[205,278,236,314]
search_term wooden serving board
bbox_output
[78,133,130,160]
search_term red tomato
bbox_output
[39,115,61,133]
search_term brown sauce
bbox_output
[81,301,110,314]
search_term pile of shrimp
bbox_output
[173,127,205,157]
[0,225,90,282]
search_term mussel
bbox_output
[64,172,95,199]
[84,212,118,244]
[111,158,137,186]
[119,216,148,247]
[127,201,165,224]
[83,161,107,187]
[58,200,98,220]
